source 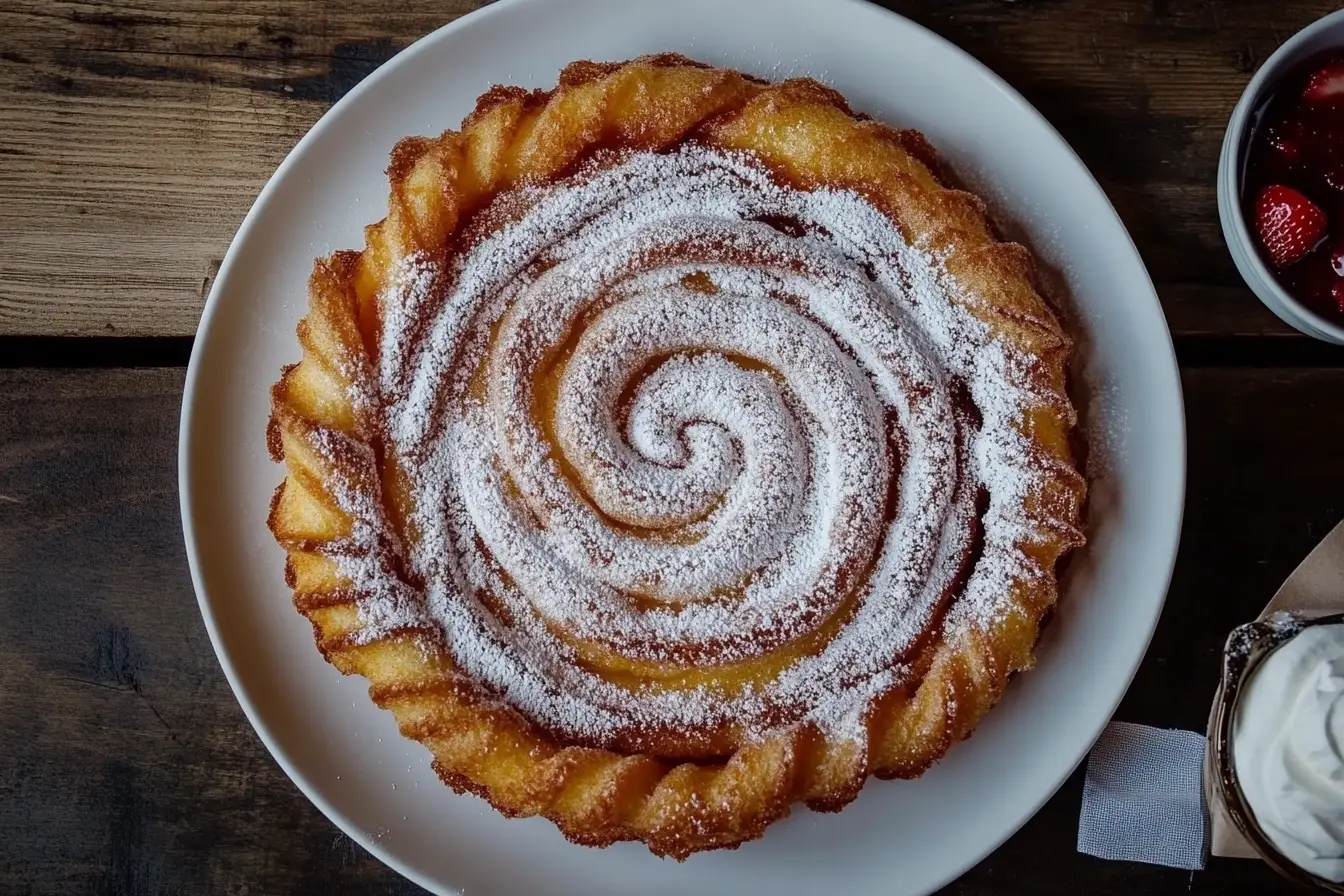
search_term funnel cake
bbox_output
[266,54,1086,859]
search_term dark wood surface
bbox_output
[4,0,1344,341]
[4,1,1344,894]
[4,366,1338,895]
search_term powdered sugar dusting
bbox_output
[319,145,1067,749]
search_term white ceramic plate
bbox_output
[179,1,1185,893]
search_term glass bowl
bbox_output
[1209,612,1344,893]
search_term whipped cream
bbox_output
[1234,623,1344,881]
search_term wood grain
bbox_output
[0,1,483,339]
[0,365,1336,894]
[1,0,1341,338]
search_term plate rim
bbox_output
[178,1,1187,893]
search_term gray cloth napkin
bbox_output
[1077,721,1209,870]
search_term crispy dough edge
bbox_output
[266,53,1087,860]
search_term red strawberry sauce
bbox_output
[1245,53,1344,320]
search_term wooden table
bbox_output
[5,2,1344,893]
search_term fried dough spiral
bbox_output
[268,55,1085,859]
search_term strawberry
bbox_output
[1265,120,1303,167]
[1255,185,1327,267]
[1331,242,1344,276]
[1324,163,1344,194]
[1300,250,1337,306]
[1304,61,1344,104]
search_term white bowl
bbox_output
[1219,9,1344,344]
